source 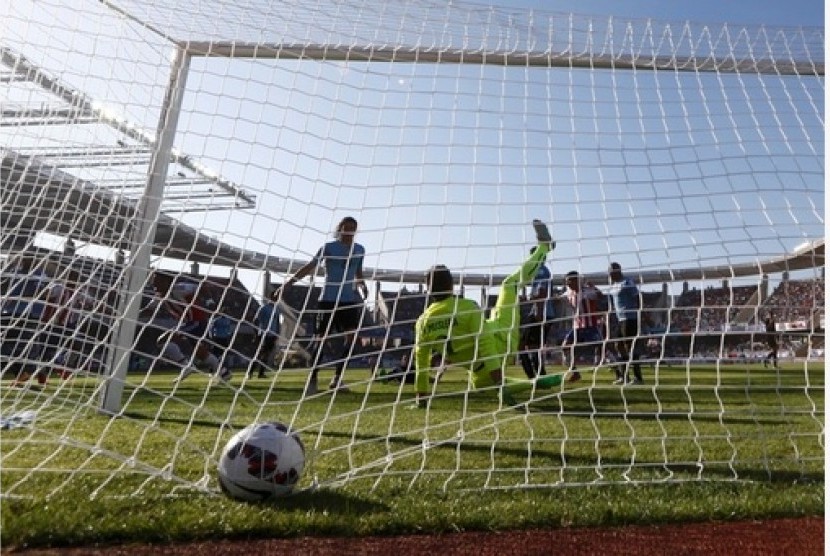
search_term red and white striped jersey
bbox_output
[565,284,603,330]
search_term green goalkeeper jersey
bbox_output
[413,296,505,393]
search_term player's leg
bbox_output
[625,319,644,384]
[491,345,580,406]
[329,304,362,392]
[770,338,779,369]
[61,332,85,379]
[166,337,198,383]
[329,331,353,392]
[578,327,603,380]
[496,369,582,408]
[469,354,568,407]
[518,325,537,379]
[518,351,535,379]
[257,334,277,378]
[19,329,41,385]
[159,335,185,365]
[206,337,224,379]
[537,322,551,375]
[190,331,231,383]
[469,221,573,406]
[196,342,224,380]
[168,322,209,383]
[488,223,552,355]
[248,334,262,377]
[222,337,235,377]
[38,326,61,383]
[524,322,546,377]
[33,324,62,385]
[532,348,542,375]
[567,329,581,379]
[561,330,576,372]
[612,330,630,384]
[307,304,335,396]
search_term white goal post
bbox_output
[0,0,823,500]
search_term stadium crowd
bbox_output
[1,245,825,387]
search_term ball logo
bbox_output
[229,441,298,485]
[238,444,278,478]
[273,467,299,486]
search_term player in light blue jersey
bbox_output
[607,262,643,385]
[519,246,554,378]
[274,216,369,396]
[208,311,235,367]
[251,296,281,378]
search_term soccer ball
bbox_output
[217,421,305,501]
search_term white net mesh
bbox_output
[0,0,823,499]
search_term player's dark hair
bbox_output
[565,270,579,280]
[426,265,454,300]
[335,216,358,240]
[609,262,622,272]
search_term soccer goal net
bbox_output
[0,0,824,500]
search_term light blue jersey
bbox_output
[608,276,640,322]
[210,314,234,340]
[529,263,554,321]
[255,301,281,336]
[530,263,551,297]
[313,240,365,303]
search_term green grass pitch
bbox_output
[0,361,823,548]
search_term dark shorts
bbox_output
[616,319,639,340]
[316,301,363,336]
[563,326,602,345]
[614,319,641,356]
[255,333,278,354]
[520,319,552,347]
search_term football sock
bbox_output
[535,373,565,389]
[519,353,536,379]
[632,356,643,380]
[502,372,565,397]
[202,353,220,373]
[162,342,186,363]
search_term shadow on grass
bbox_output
[315,422,825,486]
[525,400,795,427]
[118,410,252,430]
[117,376,823,489]
[128,378,418,406]
[523,387,815,428]
[246,485,389,514]
[655,463,824,484]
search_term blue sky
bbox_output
[1,0,824,301]
[174,0,824,297]
[486,0,823,27]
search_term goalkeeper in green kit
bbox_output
[413,220,580,408]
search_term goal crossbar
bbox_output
[181,42,824,76]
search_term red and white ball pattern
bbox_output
[217,421,305,501]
